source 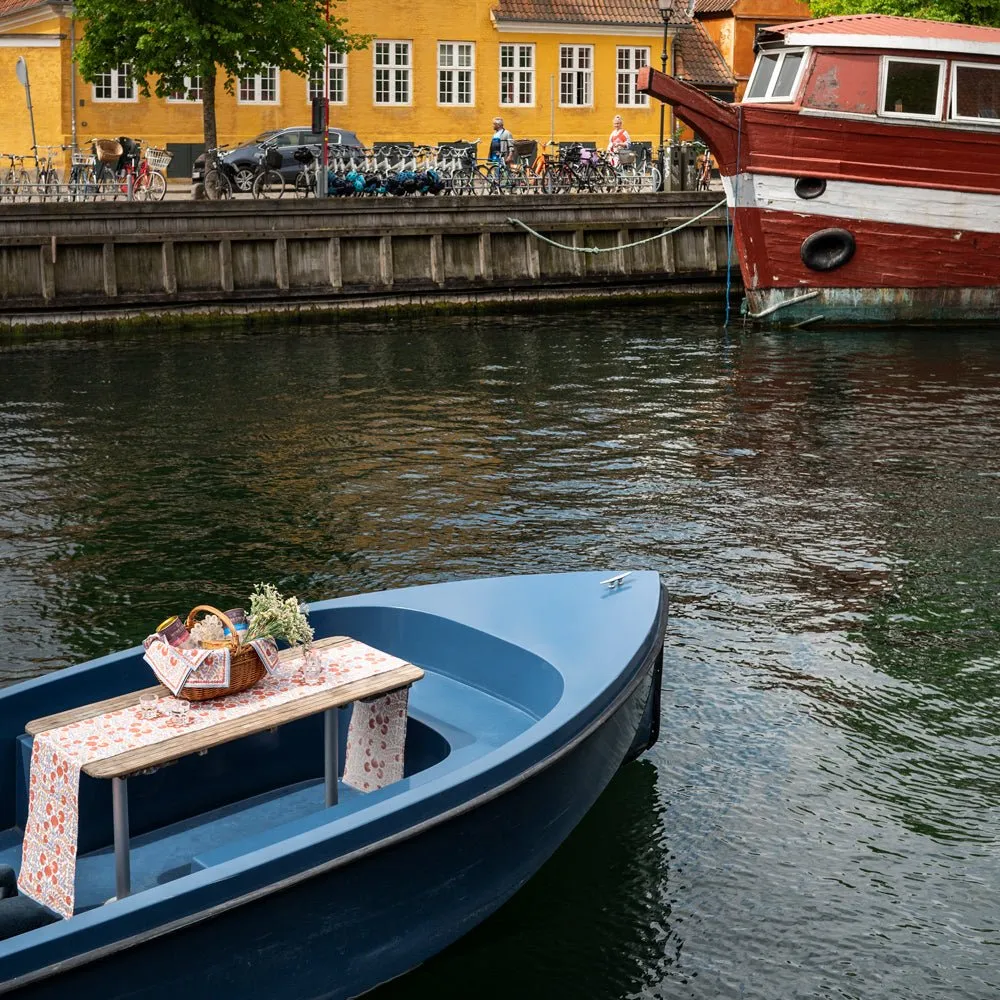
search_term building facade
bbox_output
[0,0,735,173]
[694,0,811,99]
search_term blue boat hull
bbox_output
[10,616,661,1000]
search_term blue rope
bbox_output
[724,106,742,328]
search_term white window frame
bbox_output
[438,42,475,106]
[949,60,1000,125]
[167,75,203,104]
[878,55,945,121]
[500,43,534,107]
[374,40,412,106]
[308,49,347,104]
[743,47,808,104]
[92,65,137,103]
[238,66,279,104]
[559,44,593,107]
[616,46,650,107]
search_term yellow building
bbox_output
[0,0,734,175]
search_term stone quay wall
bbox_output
[0,192,731,326]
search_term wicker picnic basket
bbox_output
[94,138,123,165]
[180,605,267,701]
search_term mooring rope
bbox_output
[506,197,727,255]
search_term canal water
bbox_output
[1,307,998,999]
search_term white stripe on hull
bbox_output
[721,173,1000,236]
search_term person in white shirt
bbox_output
[607,116,631,154]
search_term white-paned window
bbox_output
[374,40,411,105]
[239,66,278,104]
[617,46,649,106]
[438,42,474,105]
[951,62,1000,124]
[744,48,806,103]
[879,56,945,120]
[500,43,534,106]
[560,45,592,106]
[93,65,136,102]
[308,50,347,104]
[168,75,203,102]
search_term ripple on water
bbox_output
[2,312,1000,999]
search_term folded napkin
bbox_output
[142,635,280,695]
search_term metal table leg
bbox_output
[112,777,131,899]
[324,707,339,807]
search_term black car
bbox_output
[192,126,364,192]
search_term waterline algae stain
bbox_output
[1,307,998,998]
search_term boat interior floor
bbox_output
[1,671,538,916]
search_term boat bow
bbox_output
[637,66,741,173]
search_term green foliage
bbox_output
[74,0,369,117]
[809,0,1000,27]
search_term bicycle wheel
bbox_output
[471,164,496,196]
[204,168,232,201]
[145,170,167,201]
[18,170,34,202]
[294,169,313,198]
[252,169,284,199]
[504,169,528,196]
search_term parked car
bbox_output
[192,126,364,192]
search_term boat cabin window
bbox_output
[880,57,945,120]
[950,62,1000,124]
[744,48,806,103]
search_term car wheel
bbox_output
[231,164,255,193]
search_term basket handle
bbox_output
[185,604,240,653]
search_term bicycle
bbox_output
[250,140,285,199]
[141,146,172,201]
[694,149,714,191]
[203,146,235,200]
[32,145,65,201]
[0,152,29,202]
[292,144,321,197]
[67,149,98,201]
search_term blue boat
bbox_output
[0,570,667,998]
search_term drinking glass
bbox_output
[302,647,323,685]
[169,699,191,726]
[140,693,160,720]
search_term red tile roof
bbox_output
[0,0,62,15]
[694,0,738,15]
[767,13,1000,44]
[675,20,736,87]
[493,0,667,27]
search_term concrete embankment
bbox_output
[0,192,733,331]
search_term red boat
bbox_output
[639,14,1000,325]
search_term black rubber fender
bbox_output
[801,228,856,272]
[794,176,827,199]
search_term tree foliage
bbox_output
[809,0,1000,27]
[74,0,370,148]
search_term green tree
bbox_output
[74,0,369,151]
[809,0,1000,27]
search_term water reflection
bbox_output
[2,310,1000,998]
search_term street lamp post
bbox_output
[657,0,674,192]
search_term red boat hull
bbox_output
[636,66,1000,324]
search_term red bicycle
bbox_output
[103,137,169,201]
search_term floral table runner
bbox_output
[18,639,415,919]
